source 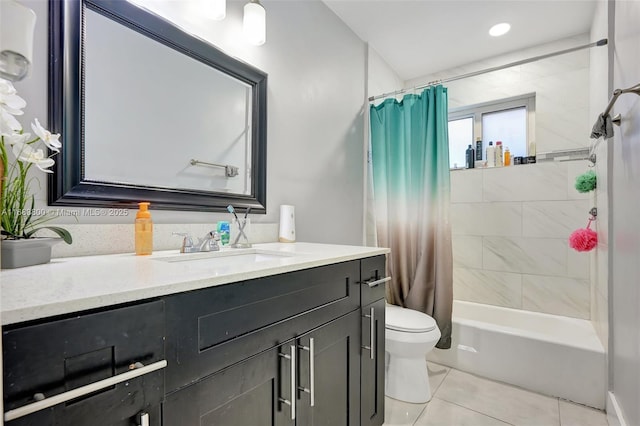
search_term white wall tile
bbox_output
[482,163,569,202]
[453,236,483,268]
[523,199,590,238]
[451,169,483,203]
[453,268,522,308]
[483,237,567,276]
[481,203,522,237]
[567,247,591,280]
[451,203,483,236]
[518,162,569,201]
[482,167,523,202]
[522,275,590,319]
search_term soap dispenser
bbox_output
[135,202,153,255]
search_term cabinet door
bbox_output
[296,311,360,426]
[360,299,385,426]
[163,344,295,426]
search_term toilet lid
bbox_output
[385,305,437,333]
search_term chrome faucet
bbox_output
[173,231,220,253]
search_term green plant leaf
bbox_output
[24,226,73,244]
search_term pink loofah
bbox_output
[569,219,597,252]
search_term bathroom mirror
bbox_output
[48,0,267,212]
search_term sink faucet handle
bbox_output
[207,231,221,251]
[172,232,195,253]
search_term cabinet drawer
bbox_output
[165,260,360,392]
[360,255,387,306]
[3,301,165,426]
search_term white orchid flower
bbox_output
[12,142,55,173]
[0,108,22,134]
[31,118,61,152]
[3,132,31,147]
[0,78,26,115]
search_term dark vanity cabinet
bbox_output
[3,256,387,426]
[162,260,363,426]
[2,301,166,426]
[360,256,386,426]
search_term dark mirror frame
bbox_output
[48,0,267,213]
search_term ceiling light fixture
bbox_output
[205,0,226,21]
[243,0,266,46]
[0,0,36,81]
[489,22,511,37]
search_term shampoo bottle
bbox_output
[135,202,153,255]
[475,138,482,161]
[465,144,475,168]
[504,147,511,166]
[486,141,496,167]
[495,141,504,167]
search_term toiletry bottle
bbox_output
[475,138,482,161]
[465,144,475,168]
[135,202,153,255]
[495,141,504,167]
[217,220,230,246]
[504,147,511,166]
[486,141,496,167]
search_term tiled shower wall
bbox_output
[451,161,594,319]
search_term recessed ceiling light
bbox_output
[489,23,511,37]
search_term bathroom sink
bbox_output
[152,249,295,266]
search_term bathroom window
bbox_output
[448,117,474,169]
[447,94,535,169]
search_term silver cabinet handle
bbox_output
[362,307,376,360]
[4,360,167,422]
[278,345,296,420]
[362,276,391,288]
[298,337,315,407]
[139,411,150,426]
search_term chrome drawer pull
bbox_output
[362,276,391,288]
[362,307,375,360]
[278,345,296,420]
[298,337,315,407]
[4,360,168,422]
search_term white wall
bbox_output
[589,0,610,362]
[13,0,366,255]
[609,0,640,424]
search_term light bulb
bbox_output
[243,0,266,46]
[489,23,511,37]
[204,0,226,21]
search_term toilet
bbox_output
[385,304,441,403]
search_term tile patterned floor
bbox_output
[384,363,609,426]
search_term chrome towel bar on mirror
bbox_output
[3,360,168,422]
[190,159,239,177]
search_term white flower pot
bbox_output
[1,238,62,269]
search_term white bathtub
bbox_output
[428,300,606,409]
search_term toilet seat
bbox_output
[386,305,437,333]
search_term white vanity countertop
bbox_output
[1,242,389,326]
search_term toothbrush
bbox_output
[228,205,248,243]
[227,205,240,222]
[244,207,251,220]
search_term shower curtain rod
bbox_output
[368,38,608,102]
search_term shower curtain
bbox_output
[369,85,453,349]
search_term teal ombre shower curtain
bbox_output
[369,86,453,349]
